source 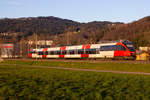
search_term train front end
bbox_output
[122,40,136,59]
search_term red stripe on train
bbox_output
[81,44,91,58]
[42,48,48,58]
[81,54,89,58]
[85,44,91,49]
[59,46,66,58]
[114,43,131,57]
[43,48,48,51]
[59,55,65,58]
[82,45,84,49]
[60,46,66,50]
[29,54,32,58]
[42,55,47,58]
[2,46,13,48]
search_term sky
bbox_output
[0,0,150,23]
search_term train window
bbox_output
[66,50,69,54]
[45,51,48,55]
[77,49,84,54]
[69,50,75,55]
[123,41,135,51]
[74,49,78,54]
[100,45,126,51]
[62,50,67,54]
[54,51,56,55]
[100,46,113,51]
[50,51,54,55]
[121,46,126,51]
[85,49,90,54]
[112,45,117,50]
[30,51,36,54]
[116,45,126,51]
[47,51,50,55]
[38,51,43,55]
[115,45,121,50]
[53,51,60,55]
[77,49,80,54]
[123,47,126,51]
[90,49,97,54]
[57,51,61,55]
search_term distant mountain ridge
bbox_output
[0,16,120,42]
[0,16,150,47]
[0,16,80,37]
[0,16,120,36]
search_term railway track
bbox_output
[3,58,150,64]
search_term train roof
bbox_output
[30,40,132,51]
[98,40,129,44]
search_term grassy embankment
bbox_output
[0,64,150,100]
[1,60,150,73]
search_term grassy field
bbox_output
[1,60,150,73]
[1,60,150,99]
[0,63,150,100]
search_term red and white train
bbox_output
[29,40,136,59]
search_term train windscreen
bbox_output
[123,41,135,51]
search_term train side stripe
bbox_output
[60,46,66,50]
[43,48,48,51]
[81,44,91,58]
[82,45,84,49]
[114,43,130,57]
[42,48,48,58]
[59,46,66,58]
[85,44,91,49]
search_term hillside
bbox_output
[0,16,119,44]
[102,16,150,47]
[0,16,80,39]
[0,16,150,47]
[55,21,122,45]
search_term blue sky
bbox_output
[0,0,150,23]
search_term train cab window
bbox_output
[123,41,135,51]
[116,45,126,51]
[38,51,43,55]
[121,46,126,51]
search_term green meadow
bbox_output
[2,60,150,73]
[0,60,150,100]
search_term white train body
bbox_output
[29,40,136,59]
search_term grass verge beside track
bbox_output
[1,59,150,73]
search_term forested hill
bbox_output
[0,16,119,37]
[0,16,80,36]
[102,16,150,47]
[0,16,120,43]
[1,16,150,47]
